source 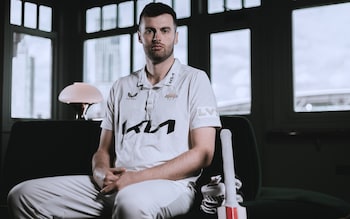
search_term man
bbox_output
[8,3,221,218]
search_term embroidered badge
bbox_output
[165,92,178,99]
[165,87,177,100]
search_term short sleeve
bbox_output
[189,71,221,130]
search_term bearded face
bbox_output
[138,14,178,64]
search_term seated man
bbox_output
[7,2,221,219]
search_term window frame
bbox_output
[269,0,350,131]
[2,0,56,131]
[2,0,349,132]
[81,0,261,118]
[208,25,254,116]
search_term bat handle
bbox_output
[220,129,238,207]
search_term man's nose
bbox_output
[152,31,160,41]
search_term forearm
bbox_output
[92,129,116,188]
[149,127,216,181]
[92,129,115,171]
[99,127,216,193]
[101,148,206,193]
[122,127,216,185]
[92,150,111,187]
[92,149,111,171]
[110,147,210,192]
[144,148,211,180]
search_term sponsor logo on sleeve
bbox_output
[197,107,219,118]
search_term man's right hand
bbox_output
[95,167,126,194]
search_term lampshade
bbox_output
[58,82,103,104]
[58,82,103,120]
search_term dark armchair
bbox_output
[0,120,102,218]
[1,117,350,219]
[178,116,350,219]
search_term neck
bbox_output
[145,57,175,85]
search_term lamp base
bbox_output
[70,103,92,120]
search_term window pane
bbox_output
[211,29,251,115]
[10,0,22,25]
[11,33,52,119]
[84,35,130,119]
[24,2,37,29]
[227,0,242,10]
[137,0,152,24]
[138,0,190,20]
[174,0,190,18]
[39,5,52,32]
[118,1,134,28]
[157,0,172,6]
[156,0,191,18]
[208,0,260,13]
[133,32,144,71]
[102,4,117,30]
[293,3,350,112]
[208,0,241,13]
[244,0,261,8]
[86,7,101,33]
[175,26,188,64]
[208,0,224,14]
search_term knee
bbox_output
[113,189,154,219]
[7,180,35,209]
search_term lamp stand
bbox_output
[70,103,92,120]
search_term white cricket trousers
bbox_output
[7,175,195,219]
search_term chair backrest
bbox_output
[0,120,101,204]
[198,116,261,201]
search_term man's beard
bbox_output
[145,46,174,64]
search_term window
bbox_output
[211,29,251,115]
[136,0,190,20]
[86,0,190,33]
[83,35,131,119]
[86,1,135,31]
[11,33,52,119]
[102,4,117,30]
[10,0,52,31]
[39,5,52,32]
[292,2,350,112]
[86,7,101,33]
[208,0,261,13]
[24,2,37,29]
[9,0,53,119]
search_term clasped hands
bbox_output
[93,167,136,194]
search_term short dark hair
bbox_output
[138,2,177,28]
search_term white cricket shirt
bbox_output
[101,59,221,179]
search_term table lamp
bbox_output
[58,82,103,120]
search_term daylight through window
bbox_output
[211,29,251,115]
[292,3,350,112]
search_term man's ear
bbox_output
[138,31,142,43]
[174,31,179,45]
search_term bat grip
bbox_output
[220,129,238,207]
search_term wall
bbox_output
[262,130,350,202]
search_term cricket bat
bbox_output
[218,129,247,219]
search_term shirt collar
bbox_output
[137,58,181,88]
